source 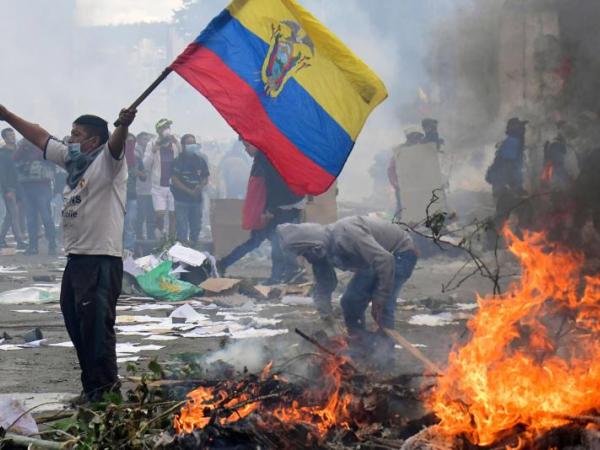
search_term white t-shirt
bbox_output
[45,138,127,257]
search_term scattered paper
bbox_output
[395,344,428,350]
[0,285,61,305]
[282,296,313,306]
[0,266,28,274]
[11,309,51,314]
[19,339,47,348]
[116,343,165,354]
[135,254,161,272]
[0,344,22,351]
[49,341,74,348]
[1,339,48,350]
[123,256,144,277]
[167,243,208,267]
[117,331,152,337]
[408,313,456,327]
[456,302,478,311]
[169,304,208,323]
[117,356,141,363]
[0,399,39,435]
[131,303,174,311]
[230,328,289,339]
[116,315,165,324]
[181,322,244,338]
[143,335,179,341]
[169,265,190,276]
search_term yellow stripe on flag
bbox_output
[227,0,388,141]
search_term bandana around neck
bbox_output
[65,145,103,189]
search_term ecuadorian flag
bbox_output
[170,0,388,195]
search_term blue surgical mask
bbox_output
[184,144,200,155]
[68,142,82,159]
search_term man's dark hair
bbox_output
[73,115,109,145]
[1,128,14,139]
[181,134,196,147]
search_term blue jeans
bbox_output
[175,201,202,244]
[341,250,417,331]
[220,208,300,280]
[123,198,138,252]
[22,182,56,251]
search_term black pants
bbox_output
[60,255,123,401]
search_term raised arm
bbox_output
[108,108,137,159]
[0,104,50,151]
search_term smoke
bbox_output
[1,0,464,203]
[203,339,272,374]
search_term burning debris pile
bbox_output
[160,337,430,449]
[413,228,600,449]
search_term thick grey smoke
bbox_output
[1,0,457,201]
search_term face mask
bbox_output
[68,142,82,159]
[184,144,200,155]
[161,128,171,137]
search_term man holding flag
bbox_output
[0,103,136,403]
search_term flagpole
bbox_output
[113,67,173,127]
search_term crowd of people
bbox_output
[0,118,263,258]
[0,117,312,286]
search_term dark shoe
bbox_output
[16,241,28,250]
[216,259,226,277]
[68,391,90,408]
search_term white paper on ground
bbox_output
[281,296,313,306]
[19,339,47,348]
[0,266,28,274]
[0,399,39,435]
[230,328,289,339]
[132,303,174,312]
[11,309,51,314]
[0,285,61,305]
[169,304,208,323]
[135,255,161,272]
[123,256,144,277]
[117,331,152,337]
[143,335,179,341]
[408,312,456,327]
[116,305,133,311]
[0,344,22,351]
[116,343,165,354]
[456,303,478,310]
[49,341,74,348]
[394,343,428,350]
[117,356,141,363]
[180,322,244,338]
[169,265,189,276]
[116,315,165,324]
[167,243,207,267]
[1,339,48,350]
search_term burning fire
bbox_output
[541,161,554,184]
[429,228,600,446]
[173,350,354,437]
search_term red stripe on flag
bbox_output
[171,44,335,196]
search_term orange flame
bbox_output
[429,228,600,446]
[173,351,354,437]
[541,162,554,183]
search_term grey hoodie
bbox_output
[278,216,415,308]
